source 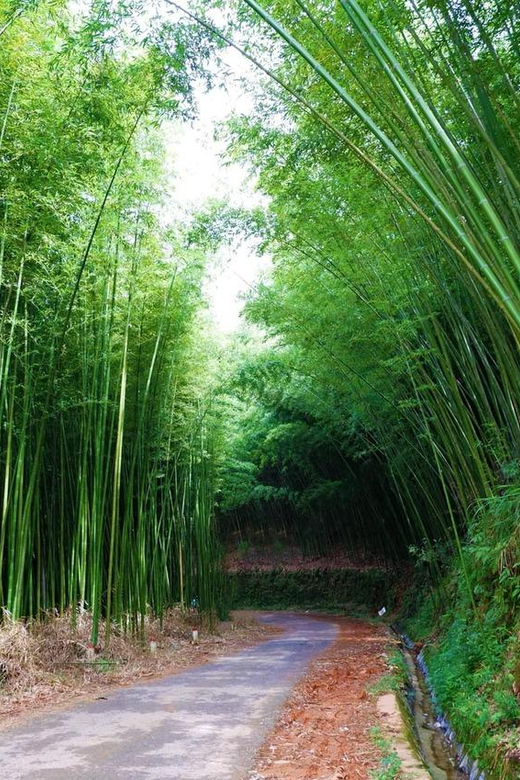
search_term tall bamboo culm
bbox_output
[0,0,220,642]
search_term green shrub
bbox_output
[227,567,398,611]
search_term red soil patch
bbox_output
[250,617,389,780]
[226,545,389,572]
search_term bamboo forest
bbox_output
[2,1,520,778]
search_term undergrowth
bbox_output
[228,567,398,612]
[0,607,270,720]
[368,651,408,696]
[369,727,403,780]
[0,607,200,693]
[403,485,520,779]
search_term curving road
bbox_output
[0,613,338,779]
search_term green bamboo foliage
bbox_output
[0,0,221,639]
[195,0,520,568]
[241,0,520,331]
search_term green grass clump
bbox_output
[369,727,402,780]
[368,673,399,696]
[368,651,408,696]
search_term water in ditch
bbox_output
[401,646,468,780]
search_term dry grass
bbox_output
[0,608,275,727]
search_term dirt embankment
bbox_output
[249,617,392,780]
[226,545,390,573]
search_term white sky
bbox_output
[70,0,270,333]
[165,47,270,333]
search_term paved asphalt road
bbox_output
[0,613,338,779]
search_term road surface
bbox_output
[0,613,338,779]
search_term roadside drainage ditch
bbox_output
[395,631,485,780]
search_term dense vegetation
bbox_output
[0,0,221,642]
[207,1,520,774]
[229,567,398,612]
[211,0,520,561]
[2,0,520,775]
